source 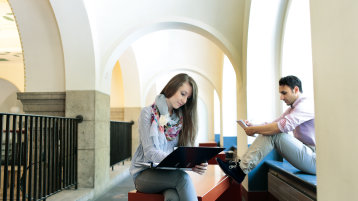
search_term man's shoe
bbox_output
[216,158,246,183]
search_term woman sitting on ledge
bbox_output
[130,73,208,201]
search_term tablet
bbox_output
[154,146,224,170]
[237,120,248,129]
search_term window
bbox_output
[222,55,237,137]
[281,0,314,110]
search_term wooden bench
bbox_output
[198,141,218,147]
[207,151,225,165]
[265,160,317,201]
[128,165,241,201]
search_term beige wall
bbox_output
[0,79,23,113]
[0,1,24,92]
[0,61,24,92]
[310,0,358,200]
[118,47,141,107]
[110,61,125,108]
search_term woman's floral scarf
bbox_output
[151,96,183,141]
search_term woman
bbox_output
[130,73,207,201]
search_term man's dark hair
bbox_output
[279,75,303,93]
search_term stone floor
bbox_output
[94,174,135,201]
[93,160,135,201]
[46,160,134,201]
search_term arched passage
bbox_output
[100,20,240,95]
[107,27,239,152]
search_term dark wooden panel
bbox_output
[268,171,314,201]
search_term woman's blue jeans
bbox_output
[134,169,197,201]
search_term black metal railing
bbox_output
[110,121,133,167]
[0,113,82,201]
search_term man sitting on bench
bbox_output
[217,75,316,183]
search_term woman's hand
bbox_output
[192,162,208,175]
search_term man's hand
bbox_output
[239,120,256,136]
[244,120,253,127]
[242,122,281,136]
[243,126,256,136]
[192,162,208,175]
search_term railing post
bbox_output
[0,114,3,199]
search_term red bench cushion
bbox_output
[128,165,231,201]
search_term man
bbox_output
[217,75,316,183]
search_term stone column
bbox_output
[17,92,66,116]
[66,90,110,195]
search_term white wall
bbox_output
[49,0,96,91]
[310,0,358,200]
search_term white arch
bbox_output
[100,18,240,95]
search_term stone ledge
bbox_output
[17,92,66,116]
[17,92,66,100]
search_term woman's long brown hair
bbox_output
[160,73,198,146]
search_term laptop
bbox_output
[149,146,224,170]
